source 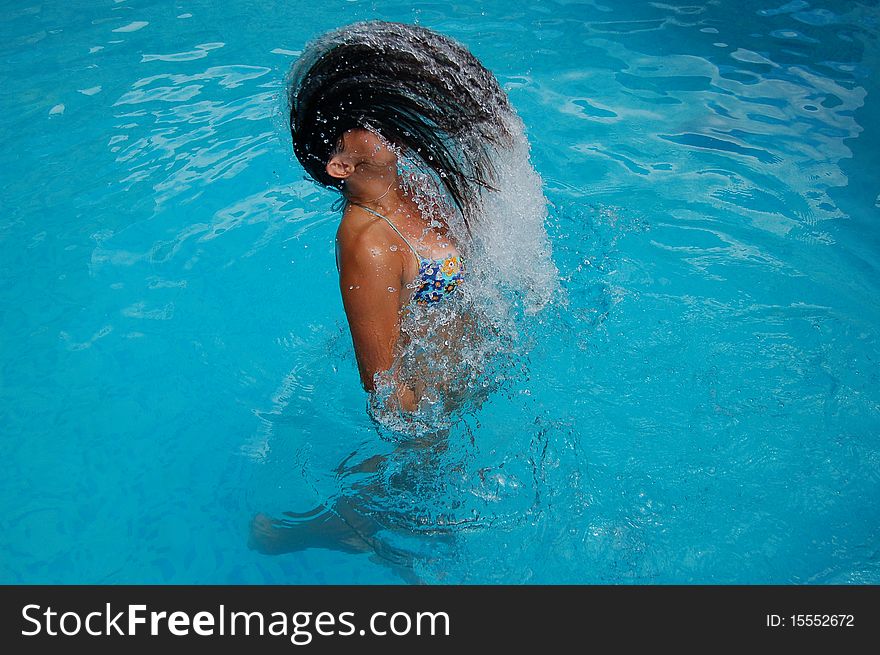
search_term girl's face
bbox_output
[324,128,399,186]
[340,128,398,170]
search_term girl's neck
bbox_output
[345,181,406,217]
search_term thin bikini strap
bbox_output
[350,202,423,262]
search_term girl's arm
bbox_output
[338,243,399,390]
[337,232,418,411]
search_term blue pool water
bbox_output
[2,0,879,584]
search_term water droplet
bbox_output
[387,286,396,292]
[390,244,398,251]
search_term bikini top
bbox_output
[351,202,465,306]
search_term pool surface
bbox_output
[2,0,879,583]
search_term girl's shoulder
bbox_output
[335,205,402,266]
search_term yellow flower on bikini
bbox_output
[440,256,460,276]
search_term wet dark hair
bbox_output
[287,20,514,226]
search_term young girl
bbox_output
[250,20,546,570]
[286,20,514,418]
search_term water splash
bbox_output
[366,134,557,437]
[281,21,561,439]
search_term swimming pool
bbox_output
[2,0,879,584]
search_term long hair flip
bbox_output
[286,20,515,228]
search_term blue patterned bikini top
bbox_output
[351,203,465,306]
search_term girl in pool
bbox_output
[251,20,541,574]
[286,20,515,419]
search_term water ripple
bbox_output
[141,42,225,62]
